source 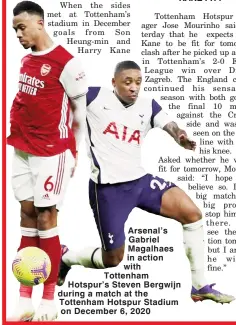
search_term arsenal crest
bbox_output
[40,64,51,76]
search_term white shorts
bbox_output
[12,149,75,208]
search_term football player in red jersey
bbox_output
[7,1,87,321]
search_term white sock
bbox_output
[18,297,33,304]
[40,299,56,306]
[21,227,38,237]
[38,227,58,238]
[183,219,207,289]
[62,247,105,269]
[12,297,34,318]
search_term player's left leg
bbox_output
[29,149,74,321]
[138,174,235,304]
[11,201,38,321]
[10,150,38,321]
[160,186,208,289]
[161,187,235,303]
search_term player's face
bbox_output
[13,12,43,49]
[112,69,142,104]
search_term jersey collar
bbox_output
[31,43,58,56]
[114,91,135,108]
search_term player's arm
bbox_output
[70,95,86,152]
[163,121,196,151]
[59,57,88,149]
[151,99,196,151]
[69,96,86,176]
[70,87,101,151]
[59,57,88,175]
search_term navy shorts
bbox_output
[89,174,176,251]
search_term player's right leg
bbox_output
[59,244,126,285]
[11,150,38,321]
[58,179,136,286]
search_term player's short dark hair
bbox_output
[13,1,44,19]
[114,61,141,76]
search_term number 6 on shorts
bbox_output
[33,150,74,207]
[44,176,54,192]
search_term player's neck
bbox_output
[31,33,54,52]
[114,91,134,108]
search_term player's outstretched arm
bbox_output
[163,121,196,151]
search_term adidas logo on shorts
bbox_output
[42,193,50,200]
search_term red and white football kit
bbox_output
[7,44,87,207]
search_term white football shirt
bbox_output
[86,87,172,184]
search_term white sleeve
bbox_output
[151,99,172,129]
[60,57,88,99]
[71,95,87,151]
[153,110,173,129]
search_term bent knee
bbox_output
[36,205,56,214]
[36,206,57,229]
[182,205,202,224]
[21,202,37,220]
[103,253,124,268]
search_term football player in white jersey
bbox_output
[59,61,234,303]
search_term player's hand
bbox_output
[177,131,196,151]
[71,152,78,177]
